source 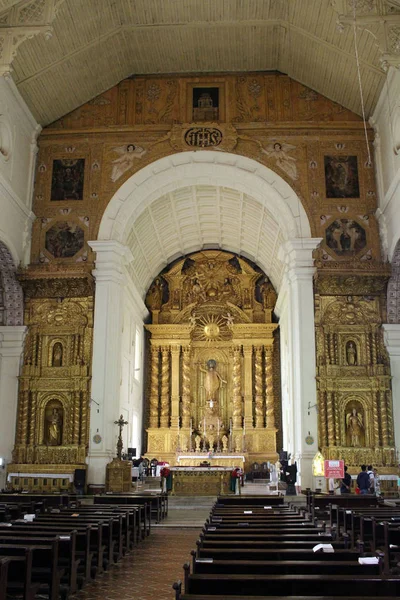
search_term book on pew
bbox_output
[358,557,379,565]
[243,511,252,514]
[264,506,272,509]
[0,523,12,527]
[313,543,334,553]
[196,558,213,563]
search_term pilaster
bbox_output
[278,238,322,489]
[87,240,133,486]
[383,324,400,450]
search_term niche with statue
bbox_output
[44,400,63,446]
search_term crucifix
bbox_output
[114,414,128,460]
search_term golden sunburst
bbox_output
[197,314,225,343]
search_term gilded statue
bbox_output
[47,407,62,446]
[346,341,357,366]
[346,407,364,447]
[147,278,164,310]
[200,359,226,405]
[52,342,63,367]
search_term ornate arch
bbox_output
[0,241,23,326]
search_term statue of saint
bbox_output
[147,278,164,310]
[346,407,364,447]
[47,407,62,446]
[52,343,63,367]
[200,359,227,405]
[346,341,357,366]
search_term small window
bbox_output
[62,479,68,486]
[53,479,57,486]
[23,478,28,486]
[33,479,38,486]
[43,479,47,486]
[14,478,19,485]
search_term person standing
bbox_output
[340,466,352,494]
[356,464,370,495]
[367,465,374,494]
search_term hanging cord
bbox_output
[352,1,372,166]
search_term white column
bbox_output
[87,240,133,486]
[276,238,322,490]
[0,326,26,488]
[382,324,400,451]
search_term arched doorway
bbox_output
[88,151,321,488]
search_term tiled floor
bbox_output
[75,528,200,600]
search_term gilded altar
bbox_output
[144,250,280,468]
[170,467,232,496]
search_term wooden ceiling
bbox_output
[5,0,397,125]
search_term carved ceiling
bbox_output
[1,0,399,125]
[124,185,285,298]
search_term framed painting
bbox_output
[324,156,359,198]
[51,158,85,201]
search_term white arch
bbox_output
[99,150,311,248]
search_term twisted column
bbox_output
[149,346,160,428]
[28,392,37,446]
[181,346,191,428]
[386,390,394,447]
[379,390,389,446]
[265,346,275,428]
[326,391,335,446]
[160,346,170,427]
[318,389,327,448]
[80,392,88,446]
[73,392,80,445]
[254,346,264,428]
[371,331,377,365]
[372,391,381,447]
[232,346,242,428]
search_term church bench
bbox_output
[0,550,38,600]
[174,592,398,600]
[309,495,379,522]
[181,571,400,597]
[71,505,137,552]
[52,509,125,562]
[0,557,9,600]
[198,539,349,550]
[0,529,79,594]
[199,532,334,545]
[191,557,382,577]
[203,525,326,535]
[196,545,364,562]
[373,520,400,575]
[0,542,62,600]
[35,515,111,571]
[5,522,93,583]
[216,496,284,506]
[94,495,153,531]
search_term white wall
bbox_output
[0,77,39,487]
[371,67,400,261]
[0,77,40,266]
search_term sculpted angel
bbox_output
[111,144,147,182]
[261,141,298,180]
[346,407,364,447]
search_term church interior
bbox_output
[1,0,400,598]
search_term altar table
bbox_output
[170,466,233,496]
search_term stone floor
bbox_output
[75,527,200,600]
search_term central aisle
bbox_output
[76,528,200,600]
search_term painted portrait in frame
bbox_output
[324,155,360,198]
[51,158,85,201]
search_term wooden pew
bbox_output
[0,544,58,600]
[8,521,95,582]
[94,495,152,534]
[0,528,79,594]
[0,557,9,600]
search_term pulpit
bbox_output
[106,458,132,492]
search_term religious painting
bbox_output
[324,155,359,198]
[325,219,366,256]
[45,221,85,258]
[192,87,219,122]
[51,158,85,200]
